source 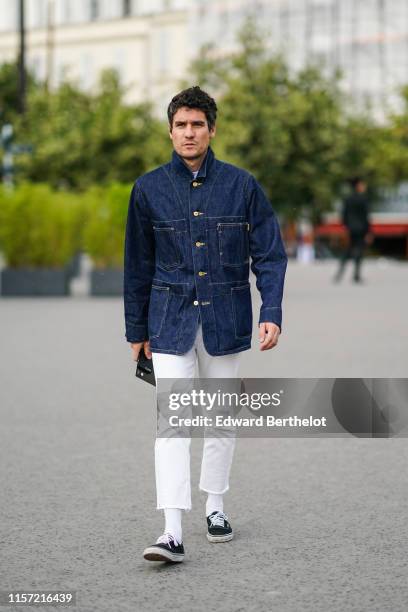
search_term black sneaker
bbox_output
[206,511,233,543]
[143,533,184,562]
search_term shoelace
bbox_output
[156,532,181,547]
[209,511,228,527]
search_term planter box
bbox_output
[1,267,69,296]
[90,268,123,296]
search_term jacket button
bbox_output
[198,271,207,276]
[195,241,205,247]
[193,211,199,216]
[193,300,199,306]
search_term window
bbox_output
[159,29,169,72]
[90,0,99,20]
[123,0,132,16]
[29,0,47,29]
[80,53,93,89]
[30,56,42,80]
[63,0,71,23]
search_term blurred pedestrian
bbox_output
[334,177,371,283]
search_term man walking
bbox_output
[334,177,371,283]
[124,86,287,563]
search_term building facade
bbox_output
[0,0,190,110]
[0,0,408,116]
[190,0,408,118]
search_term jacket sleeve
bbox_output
[245,174,288,331]
[123,182,155,343]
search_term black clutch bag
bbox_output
[135,346,156,386]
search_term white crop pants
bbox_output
[152,323,241,511]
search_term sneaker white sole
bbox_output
[206,532,234,543]
[143,546,184,562]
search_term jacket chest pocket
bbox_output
[217,222,250,267]
[153,221,185,271]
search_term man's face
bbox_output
[169,107,216,161]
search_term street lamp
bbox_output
[18,0,26,114]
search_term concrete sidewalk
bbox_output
[1,260,407,612]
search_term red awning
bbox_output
[316,223,408,237]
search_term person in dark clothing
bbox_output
[334,177,371,283]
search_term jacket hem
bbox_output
[150,344,251,356]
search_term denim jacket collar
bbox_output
[171,146,215,180]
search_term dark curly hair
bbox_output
[167,86,217,131]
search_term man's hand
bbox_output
[259,322,280,351]
[130,340,152,361]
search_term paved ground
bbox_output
[1,260,407,612]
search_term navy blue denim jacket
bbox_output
[124,146,287,356]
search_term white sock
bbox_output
[164,508,182,543]
[206,493,223,517]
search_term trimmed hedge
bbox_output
[82,183,130,269]
[0,182,132,269]
[0,183,85,268]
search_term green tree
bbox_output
[13,69,169,189]
[367,86,408,186]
